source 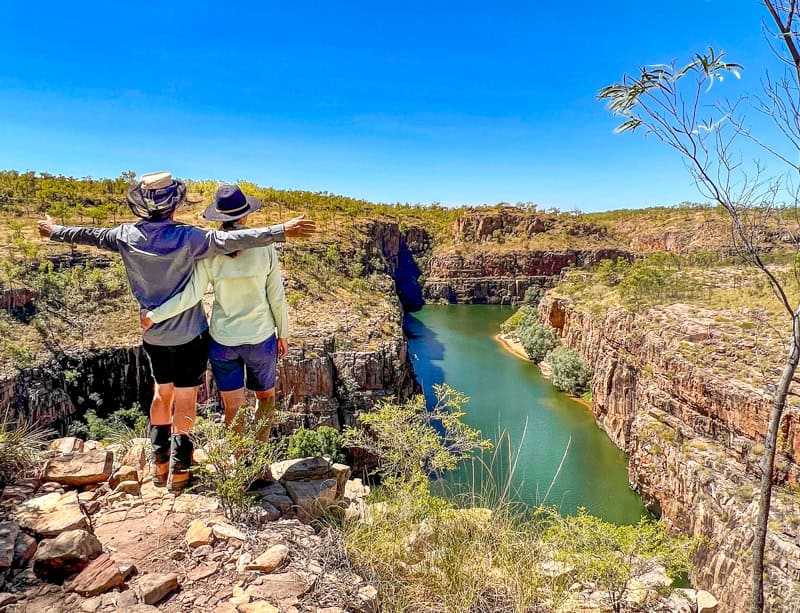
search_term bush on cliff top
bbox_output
[547,347,592,395]
[287,426,345,463]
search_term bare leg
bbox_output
[150,382,174,426]
[172,386,199,434]
[169,386,199,489]
[220,388,248,433]
[255,388,276,442]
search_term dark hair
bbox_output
[221,220,240,258]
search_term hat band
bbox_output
[216,201,250,215]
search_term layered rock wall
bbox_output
[424,249,628,304]
[538,294,800,611]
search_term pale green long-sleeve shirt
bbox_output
[147,244,288,346]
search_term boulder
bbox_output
[16,491,89,536]
[697,590,719,613]
[270,457,332,482]
[110,466,139,489]
[284,478,338,522]
[67,553,124,596]
[245,545,289,573]
[1,484,35,505]
[135,573,179,605]
[185,519,214,548]
[0,522,19,568]
[344,478,369,501]
[258,500,282,522]
[114,481,141,496]
[211,521,246,541]
[120,439,148,470]
[43,449,113,486]
[262,494,293,515]
[32,529,102,579]
[49,437,85,454]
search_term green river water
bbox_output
[404,304,647,525]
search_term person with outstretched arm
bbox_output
[142,184,289,442]
[37,171,315,490]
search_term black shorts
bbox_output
[142,331,210,388]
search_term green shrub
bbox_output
[191,407,283,521]
[547,347,591,394]
[545,509,692,613]
[68,405,148,443]
[499,307,528,334]
[343,383,491,489]
[522,286,544,306]
[517,312,560,363]
[286,426,346,463]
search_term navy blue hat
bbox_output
[202,184,263,222]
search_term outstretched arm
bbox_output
[39,215,121,252]
[146,262,211,325]
[191,214,316,259]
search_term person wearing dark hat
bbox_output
[142,184,289,441]
[37,171,316,490]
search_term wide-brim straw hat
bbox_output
[202,184,263,222]
[126,171,186,220]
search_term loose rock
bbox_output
[16,491,90,536]
[43,449,113,486]
[270,457,332,481]
[110,466,139,489]
[0,522,19,568]
[185,519,214,548]
[49,437,85,454]
[135,572,179,605]
[32,529,102,579]
[284,479,338,522]
[67,552,124,596]
[246,545,290,573]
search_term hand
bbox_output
[37,214,54,238]
[140,307,154,332]
[277,337,288,360]
[283,214,316,239]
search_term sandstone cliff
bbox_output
[538,294,800,612]
[423,249,629,304]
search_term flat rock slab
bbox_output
[270,457,332,482]
[43,449,113,486]
[136,572,179,605]
[245,571,313,601]
[15,491,89,536]
[239,602,280,613]
[67,552,124,596]
[186,562,218,582]
[33,529,102,579]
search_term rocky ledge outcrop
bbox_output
[538,294,800,612]
[0,438,376,612]
[424,249,629,304]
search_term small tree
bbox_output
[518,313,560,363]
[547,347,591,395]
[598,3,799,609]
[343,384,491,489]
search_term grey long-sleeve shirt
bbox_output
[50,220,285,346]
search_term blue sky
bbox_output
[0,1,778,211]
